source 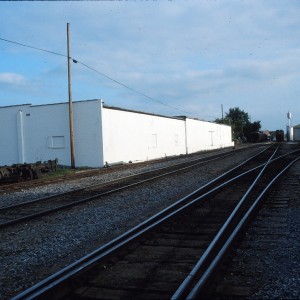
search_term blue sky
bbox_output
[1,1,300,130]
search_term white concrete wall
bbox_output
[293,127,300,141]
[1,100,233,168]
[25,103,72,165]
[0,104,30,166]
[102,108,186,164]
[102,107,233,164]
[186,118,233,153]
[26,100,104,167]
[72,100,104,167]
[0,100,104,167]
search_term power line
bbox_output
[77,61,194,114]
[0,37,66,58]
[0,36,200,117]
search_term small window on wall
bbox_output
[174,134,179,146]
[152,134,157,148]
[47,136,65,149]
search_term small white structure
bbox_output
[287,126,294,142]
[293,124,300,141]
[286,111,293,141]
[0,99,234,167]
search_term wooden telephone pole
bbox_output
[67,23,75,169]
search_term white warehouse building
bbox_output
[293,124,300,141]
[0,99,234,167]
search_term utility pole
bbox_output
[67,23,75,169]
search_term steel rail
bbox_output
[186,155,300,300]
[0,153,232,230]
[12,146,279,300]
[0,149,234,211]
[171,145,278,299]
[0,148,263,229]
[0,144,266,194]
[1,144,273,212]
[172,149,300,299]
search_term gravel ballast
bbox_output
[1,145,298,299]
[206,148,300,299]
[249,158,300,299]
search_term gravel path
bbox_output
[0,146,268,299]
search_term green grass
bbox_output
[43,167,76,178]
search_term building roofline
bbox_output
[0,99,101,109]
[0,103,32,109]
[102,104,185,121]
[102,104,221,125]
[30,99,101,108]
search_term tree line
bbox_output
[215,107,261,143]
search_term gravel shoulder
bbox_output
[249,159,300,299]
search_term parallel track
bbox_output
[13,144,300,300]
[0,145,260,195]
[0,148,247,229]
[202,161,300,298]
[172,145,300,299]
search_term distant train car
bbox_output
[249,131,268,143]
[275,130,284,142]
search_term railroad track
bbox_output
[171,145,300,299]
[0,148,249,229]
[202,161,300,299]
[0,144,263,195]
[12,144,300,300]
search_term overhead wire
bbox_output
[0,37,66,58]
[0,36,207,118]
[77,61,193,114]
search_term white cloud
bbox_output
[0,73,25,84]
[1,1,300,129]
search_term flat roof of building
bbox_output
[102,104,185,121]
[0,103,32,108]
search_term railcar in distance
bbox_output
[249,131,269,143]
[275,130,284,142]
